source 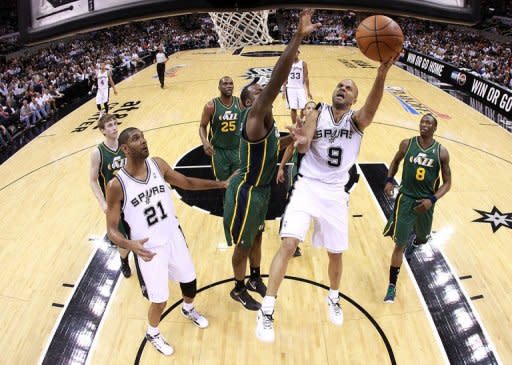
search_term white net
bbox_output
[208,11,274,49]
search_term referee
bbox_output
[155,45,168,89]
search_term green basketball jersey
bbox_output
[209,96,242,149]
[399,137,441,198]
[97,142,127,196]
[238,108,280,187]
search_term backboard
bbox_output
[17,0,481,44]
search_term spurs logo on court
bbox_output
[243,67,273,85]
[473,206,512,233]
[385,86,451,120]
[410,153,435,167]
[72,101,142,133]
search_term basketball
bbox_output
[355,15,404,62]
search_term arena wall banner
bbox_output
[402,49,512,118]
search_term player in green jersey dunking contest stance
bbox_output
[199,76,243,181]
[89,114,131,277]
[383,113,452,303]
[223,10,320,311]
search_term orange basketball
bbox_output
[355,15,404,62]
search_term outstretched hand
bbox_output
[378,54,399,76]
[223,168,240,188]
[286,121,307,148]
[297,9,322,38]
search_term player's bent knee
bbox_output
[180,279,197,298]
[281,237,299,255]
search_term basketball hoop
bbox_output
[208,11,274,49]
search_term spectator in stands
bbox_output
[19,99,34,127]
[0,122,12,149]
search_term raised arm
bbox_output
[384,138,409,196]
[153,157,227,190]
[245,9,321,141]
[353,57,396,131]
[252,10,319,115]
[199,100,215,156]
[89,148,107,213]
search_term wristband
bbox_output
[384,176,394,184]
[428,195,437,204]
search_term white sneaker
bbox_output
[98,110,105,119]
[256,309,275,342]
[327,296,344,326]
[145,332,174,356]
[182,307,209,329]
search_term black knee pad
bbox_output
[180,279,197,298]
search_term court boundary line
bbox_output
[134,275,396,365]
[37,246,98,365]
[358,163,450,365]
[360,162,501,365]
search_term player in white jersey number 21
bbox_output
[106,127,230,356]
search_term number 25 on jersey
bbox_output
[221,121,236,132]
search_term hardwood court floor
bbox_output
[0,45,510,365]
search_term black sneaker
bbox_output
[293,246,302,257]
[120,258,131,278]
[230,287,261,311]
[246,277,267,297]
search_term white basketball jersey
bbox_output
[287,60,304,89]
[97,70,109,91]
[117,158,179,249]
[298,103,363,186]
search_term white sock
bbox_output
[329,289,339,301]
[147,324,159,336]
[183,301,194,312]
[261,296,276,314]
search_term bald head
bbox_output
[218,76,234,97]
[332,79,358,108]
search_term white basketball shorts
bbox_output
[96,88,109,105]
[280,176,350,253]
[285,87,307,110]
[136,227,196,303]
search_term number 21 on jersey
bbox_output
[144,201,168,226]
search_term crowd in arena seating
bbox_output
[1,5,512,159]
[0,15,216,159]
[275,9,512,90]
[400,18,512,89]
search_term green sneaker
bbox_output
[384,284,396,303]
